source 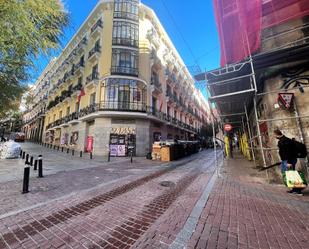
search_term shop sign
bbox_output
[111,127,136,135]
[278,93,294,109]
[224,124,233,132]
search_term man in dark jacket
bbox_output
[274,129,301,194]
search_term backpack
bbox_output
[292,139,308,158]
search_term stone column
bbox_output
[93,117,112,156]
[136,119,150,157]
[76,122,87,152]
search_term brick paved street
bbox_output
[0,145,308,249]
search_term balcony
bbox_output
[74,60,85,76]
[112,37,138,48]
[113,11,139,22]
[146,107,198,133]
[86,72,99,87]
[150,77,162,95]
[111,66,138,77]
[90,19,103,39]
[88,45,101,63]
[76,37,87,54]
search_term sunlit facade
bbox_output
[24,0,211,156]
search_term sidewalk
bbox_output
[188,154,309,249]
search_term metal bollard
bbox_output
[90,152,93,160]
[34,159,38,170]
[38,155,43,178]
[61,147,64,152]
[30,156,33,166]
[22,164,30,194]
[107,150,110,162]
[57,146,60,151]
[20,149,23,157]
[22,151,25,159]
[130,151,133,163]
[25,154,29,164]
[72,150,75,156]
[67,148,69,154]
[80,151,83,157]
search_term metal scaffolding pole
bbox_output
[245,104,256,164]
[254,98,267,174]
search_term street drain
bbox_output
[160,181,175,187]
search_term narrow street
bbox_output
[0,144,308,249]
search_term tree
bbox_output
[0,0,69,118]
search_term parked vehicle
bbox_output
[11,132,25,142]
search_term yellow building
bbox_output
[39,0,211,156]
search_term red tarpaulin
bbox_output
[214,0,262,66]
[214,0,309,66]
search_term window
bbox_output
[152,97,157,111]
[78,77,83,86]
[113,21,138,47]
[80,55,85,66]
[111,48,138,76]
[66,106,70,116]
[75,102,80,112]
[92,64,99,79]
[59,111,62,119]
[167,106,170,116]
[114,0,139,21]
[90,93,96,105]
[174,110,177,119]
[53,114,56,122]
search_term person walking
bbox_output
[274,129,303,195]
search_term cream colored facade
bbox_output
[30,0,210,156]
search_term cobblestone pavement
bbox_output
[0,142,132,183]
[0,148,308,249]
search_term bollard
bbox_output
[90,152,93,160]
[57,146,60,151]
[38,155,43,178]
[67,148,69,154]
[107,150,110,162]
[30,156,33,166]
[25,154,29,164]
[20,149,23,157]
[62,147,64,152]
[72,150,75,156]
[80,151,83,157]
[34,159,38,170]
[130,151,133,163]
[22,151,25,159]
[22,164,30,194]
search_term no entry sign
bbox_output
[224,124,233,132]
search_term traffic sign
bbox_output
[224,124,233,132]
[278,93,294,109]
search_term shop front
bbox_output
[109,127,136,157]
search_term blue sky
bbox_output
[31,0,220,84]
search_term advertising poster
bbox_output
[61,133,69,145]
[70,131,79,145]
[86,136,94,152]
[110,145,118,156]
[118,145,126,157]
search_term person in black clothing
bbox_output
[274,129,302,195]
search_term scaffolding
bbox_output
[196,37,309,177]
